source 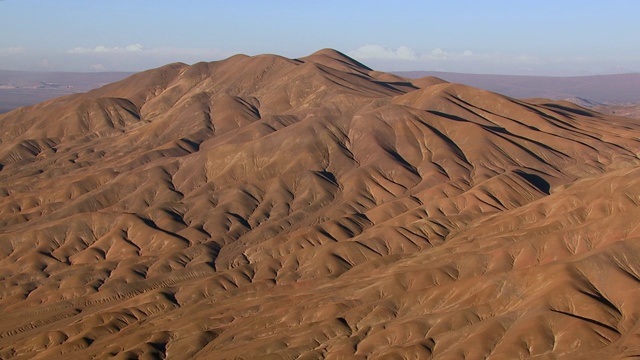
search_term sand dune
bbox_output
[1,49,640,359]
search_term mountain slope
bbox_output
[0,49,639,359]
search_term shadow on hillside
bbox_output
[515,170,550,194]
[542,103,594,117]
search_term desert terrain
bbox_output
[1,49,640,359]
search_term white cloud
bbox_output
[67,47,91,54]
[125,44,143,52]
[89,64,108,71]
[347,44,418,60]
[68,44,144,54]
[349,44,483,64]
[421,48,477,60]
[430,48,446,58]
[346,44,556,74]
[145,47,230,58]
[51,45,234,72]
[38,58,51,69]
[0,46,25,54]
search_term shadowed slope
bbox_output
[0,50,640,359]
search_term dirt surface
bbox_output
[1,49,640,359]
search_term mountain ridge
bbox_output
[1,49,640,359]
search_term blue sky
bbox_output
[1,0,638,75]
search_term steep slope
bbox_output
[0,49,639,359]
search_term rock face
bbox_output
[1,49,640,359]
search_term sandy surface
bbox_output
[1,49,640,359]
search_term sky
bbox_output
[0,0,638,75]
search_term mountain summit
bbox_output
[1,50,640,359]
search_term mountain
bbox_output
[1,49,639,359]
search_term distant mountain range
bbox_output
[396,70,640,104]
[0,70,133,113]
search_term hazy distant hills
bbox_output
[1,50,640,359]
[397,71,640,119]
[396,71,640,104]
[0,70,133,113]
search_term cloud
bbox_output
[68,44,143,54]
[429,48,447,59]
[420,48,476,60]
[51,45,234,72]
[347,44,418,60]
[38,58,51,69]
[346,44,558,74]
[89,64,108,71]
[348,44,483,64]
[0,46,25,54]
[124,44,143,52]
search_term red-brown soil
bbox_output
[1,49,640,359]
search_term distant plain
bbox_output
[0,70,132,113]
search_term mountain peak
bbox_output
[308,48,350,57]
[301,48,372,71]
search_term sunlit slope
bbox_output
[1,49,639,359]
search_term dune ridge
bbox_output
[1,49,640,359]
